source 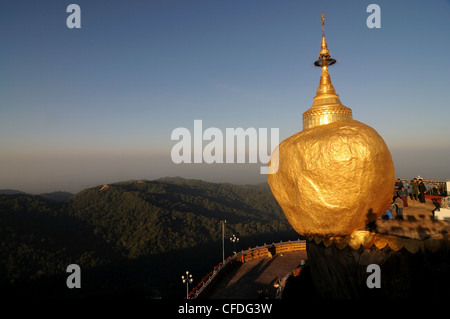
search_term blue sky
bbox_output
[1,0,449,193]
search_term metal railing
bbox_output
[189,239,306,299]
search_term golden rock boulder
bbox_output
[268,119,395,237]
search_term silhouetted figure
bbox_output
[418,179,426,203]
[394,196,404,220]
[268,244,276,258]
[366,208,378,231]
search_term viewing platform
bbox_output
[190,240,307,299]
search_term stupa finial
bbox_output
[322,12,324,35]
[302,12,353,130]
[315,12,334,65]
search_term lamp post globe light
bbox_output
[230,234,239,255]
[181,271,193,298]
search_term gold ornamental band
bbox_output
[302,108,353,118]
[307,230,450,254]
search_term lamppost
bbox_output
[230,234,239,255]
[221,220,226,263]
[181,271,193,299]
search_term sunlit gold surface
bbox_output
[303,12,352,130]
[308,230,450,254]
[268,120,395,236]
[318,12,330,60]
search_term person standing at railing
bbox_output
[418,179,427,204]
[268,245,276,258]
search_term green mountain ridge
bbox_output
[0,177,297,298]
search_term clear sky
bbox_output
[1,0,449,193]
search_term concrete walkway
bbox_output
[207,250,307,299]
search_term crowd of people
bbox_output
[382,177,428,220]
[395,177,427,204]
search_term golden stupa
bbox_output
[302,13,353,130]
[268,13,395,237]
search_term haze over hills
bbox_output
[0,189,74,202]
[0,177,298,298]
[0,189,29,195]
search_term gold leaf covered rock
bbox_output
[268,119,395,236]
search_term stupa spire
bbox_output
[318,12,331,60]
[302,12,353,130]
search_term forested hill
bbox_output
[0,178,298,298]
[66,177,292,256]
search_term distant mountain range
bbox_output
[0,189,29,195]
[0,189,74,202]
[0,177,298,298]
